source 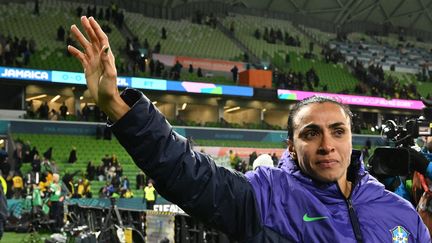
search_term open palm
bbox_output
[67,16,118,109]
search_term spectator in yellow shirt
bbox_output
[12,172,24,198]
[144,180,156,210]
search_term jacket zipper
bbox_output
[337,182,364,243]
[346,198,363,243]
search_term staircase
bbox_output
[115,23,138,69]
[215,20,261,67]
[292,23,325,49]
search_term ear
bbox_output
[287,139,297,159]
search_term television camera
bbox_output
[369,98,432,176]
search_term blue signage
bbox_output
[117,76,131,87]
[0,67,50,81]
[0,66,253,97]
[221,85,253,97]
[52,71,86,84]
[131,77,167,90]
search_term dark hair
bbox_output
[287,96,353,141]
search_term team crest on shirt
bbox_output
[390,226,410,243]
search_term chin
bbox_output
[315,173,343,183]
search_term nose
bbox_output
[317,132,335,155]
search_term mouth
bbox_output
[316,159,339,168]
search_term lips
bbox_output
[316,159,339,168]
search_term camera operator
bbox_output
[420,137,432,172]
[369,130,432,237]
[415,136,432,233]
[371,142,431,202]
[48,173,64,232]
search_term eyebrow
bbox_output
[301,122,346,131]
[328,122,346,129]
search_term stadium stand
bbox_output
[329,40,432,74]
[12,133,137,194]
[375,33,432,51]
[221,14,316,58]
[0,1,374,95]
[124,12,243,61]
[271,51,359,93]
[0,1,125,72]
[347,32,377,43]
[297,24,336,46]
[11,132,285,197]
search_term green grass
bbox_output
[3,232,51,243]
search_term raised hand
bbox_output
[67,16,129,121]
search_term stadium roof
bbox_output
[165,0,432,35]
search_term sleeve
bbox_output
[110,89,262,240]
[416,215,431,242]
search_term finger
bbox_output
[70,23,92,53]
[83,16,100,48]
[67,45,88,68]
[69,45,99,102]
[88,17,109,48]
[100,46,117,79]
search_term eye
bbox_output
[304,130,319,139]
[333,128,345,137]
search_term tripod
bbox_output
[26,185,37,233]
[97,197,145,243]
[103,197,124,229]
[97,197,124,243]
[26,183,53,233]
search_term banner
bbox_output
[0,66,50,81]
[277,89,425,110]
[0,66,253,97]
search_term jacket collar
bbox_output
[277,149,369,201]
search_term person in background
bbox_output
[43,147,53,161]
[12,171,24,199]
[143,180,156,210]
[68,146,77,163]
[59,102,68,120]
[82,103,90,121]
[136,171,145,190]
[86,161,96,180]
[48,173,64,232]
[230,65,238,83]
[252,154,274,170]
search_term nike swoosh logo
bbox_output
[303,213,328,222]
